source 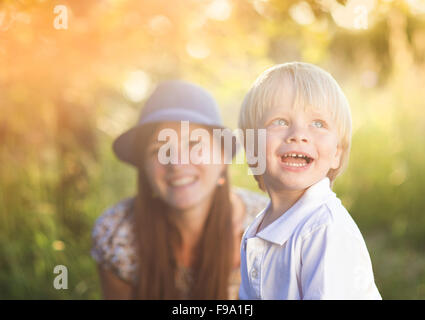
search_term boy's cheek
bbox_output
[265,134,281,155]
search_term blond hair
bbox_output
[239,62,352,189]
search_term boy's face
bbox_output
[260,88,342,193]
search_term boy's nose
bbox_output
[285,128,309,144]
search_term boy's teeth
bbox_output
[284,153,307,158]
[170,176,196,186]
[281,153,313,167]
[284,162,307,167]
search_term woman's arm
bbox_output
[97,264,133,299]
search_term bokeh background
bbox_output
[1,0,425,299]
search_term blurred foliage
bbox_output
[1,0,425,299]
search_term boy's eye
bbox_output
[312,120,326,128]
[271,118,288,127]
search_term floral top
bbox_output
[91,187,269,299]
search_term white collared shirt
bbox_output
[239,178,382,300]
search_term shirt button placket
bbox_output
[251,240,263,299]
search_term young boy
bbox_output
[238,62,381,299]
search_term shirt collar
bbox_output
[253,177,335,246]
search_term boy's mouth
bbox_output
[280,152,314,167]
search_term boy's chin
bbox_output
[264,175,311,192]
[280,181,311,192]
[275,175,331,192]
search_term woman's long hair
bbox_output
[131,124,234,299]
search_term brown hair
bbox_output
[131,123,234,299]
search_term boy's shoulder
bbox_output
[295,195,363,242]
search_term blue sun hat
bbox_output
[113,80,234,166]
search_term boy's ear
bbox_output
[331,145,343,170]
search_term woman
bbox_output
[91,80,269,299]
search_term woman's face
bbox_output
[143,122,226,211]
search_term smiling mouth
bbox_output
[168,176,198,187]
[281,153,314,167]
